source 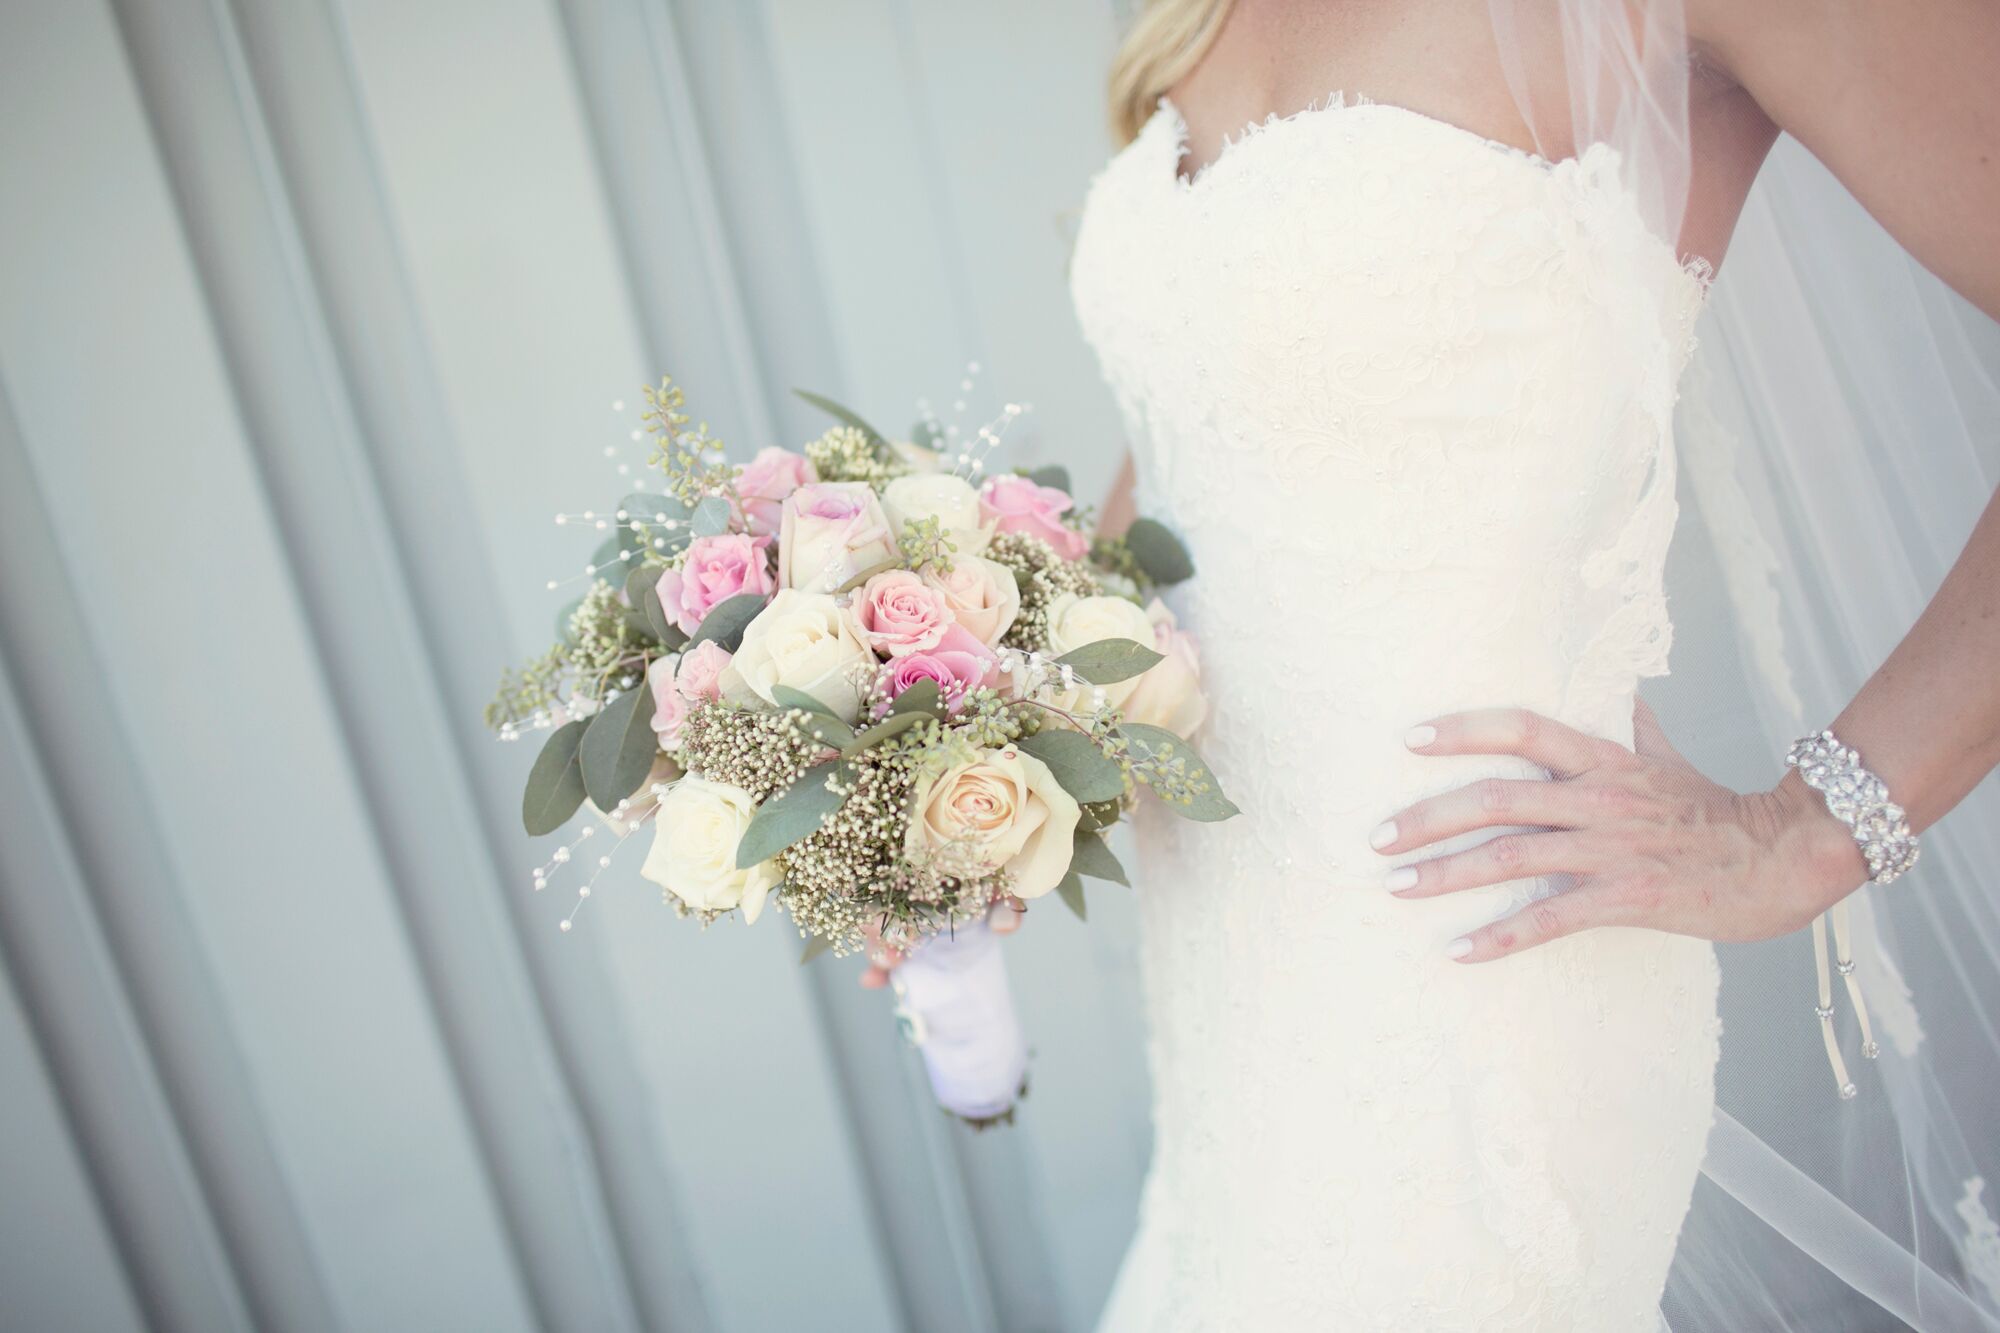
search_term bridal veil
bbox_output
[1485,2,2000,1326]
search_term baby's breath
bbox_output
[806,425,906,487]
[987,530,1101,653]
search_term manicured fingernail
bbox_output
[1406,724,1437,749]
[1384,866,1418,893]
[1369,820,1398,850]
[1445,937,1474,961]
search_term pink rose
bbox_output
[656,533,776,636]
[881,625,1000,712]
[980,474,1090,562]
[675,640,732,701]
[777,482,899,593]
[852,569,952,658]
[1120,598,1209,736]
[647,656,689,748]
[735,447,817,536]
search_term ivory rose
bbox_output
[979,474,1089,562]
[778,482,898,593]
[1120,598,1209,736]
[852,569,952,657]
[1042,591,1161,710]
[735,446,817,536]
[655,533,776,637]
[882,625,1000,711]
[640,777,780,923]
[718,588,875,723]
[906,744,1081,898]
[920,554,1020,647]
[882,473,993,556]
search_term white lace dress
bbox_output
[1070,97,1722,1331]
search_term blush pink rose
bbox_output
[881,624,1000,712]
[735,447,817,536]
[777,482,899,593]
[979,474,1090,562]
[675,640,732,701]
[655,533,776,637]
[646,656,690,748]
[852,569,952,658]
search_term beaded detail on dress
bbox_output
[1071,96,1721,1331]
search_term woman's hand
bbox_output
[857,895,1027,988]
[1373,701,1871,962]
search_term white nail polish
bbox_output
[1405,724,1437,749]
[1445,937,1474,961]
[1384,866,1418,893]
[1369,820,1397,850]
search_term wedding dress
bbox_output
[1069,96,1721,1331]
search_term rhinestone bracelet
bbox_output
[1785,728,1921,886]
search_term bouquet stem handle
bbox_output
[889,917,1028,1124]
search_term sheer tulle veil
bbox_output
[1484,2,2000,1326]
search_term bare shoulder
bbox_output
[1684,0,2000,314]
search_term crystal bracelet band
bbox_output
[1785,728,1921,886]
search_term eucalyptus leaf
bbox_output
[799,932,831,965]
[793,388,888,448]
[1015,728,1125,803]
[621,493,696,557]
[736,760,852,868]
[770,688,855,749]
[1124,517,1196,585]
[1077,798,1122,833]
[1054,869,1087,921]
[841,710,929,756]
[521,719,590,836]
[579,687,660,808]
[1027,464,1072,495]
[1068,829,1129,886]
[909,419,943,450]
[1117,723,1240,822]
[1056,637,1165,686]
[690,494,733,537]
[836,557,903,595]
[886,678,944,720]
[687,592,768,653]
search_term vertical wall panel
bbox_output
[1,0,1153,1327]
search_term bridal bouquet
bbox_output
[486,376,1235,1124]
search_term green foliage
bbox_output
[1114,723,1238,821]
[794,387,890,450]
[522,719,590,835]
[1123,517,1196,586]
[1068,829,1128,886]
[1015,728,1125,802]
[1054,869,1087,921]
[687,592,768,653]
[1055,637,1165,685]
[735,759,854,868]
[579,688,659,808]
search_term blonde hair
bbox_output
[1107,0,1234,146]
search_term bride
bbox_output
[876,1,2000,1327]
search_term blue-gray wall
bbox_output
[0,2,1152,1329]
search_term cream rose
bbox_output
[882,473,993,557]
[1119,598,1209,736]
[906,745,1081,899]
[718,588,875,723]
[920,554,1021,647]
[640,777,780,923]
[1042,592,1161,709]
[778,482,898,593]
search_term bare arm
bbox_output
[1377,3,2000,958]
[1098,450,1139,538]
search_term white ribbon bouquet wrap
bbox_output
[889,917,1028,1123]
